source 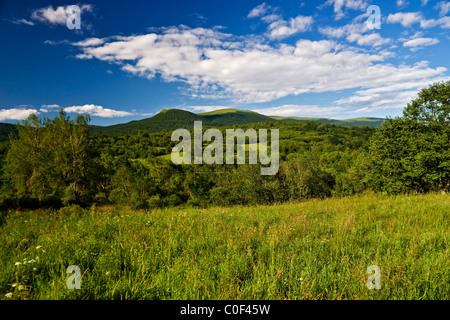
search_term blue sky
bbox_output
[0,0,449,125]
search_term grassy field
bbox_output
[0,193,448,300]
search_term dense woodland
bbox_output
[0,81,449,210]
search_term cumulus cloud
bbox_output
[403,37,439,51]
[397,0,409,9]
[181,106,230,113]
[30,4,93,26]
[248,3,271,18]
[420,16,450,29]
[387,11,450,29]
[40,104,61,113]
[435,1,450,16]
[247,3,314,40]
[387,12,423,27]
[0,108,39,121]
[320,0,369,20]
[72,25,446,104]
[319,22,390,47]
[73,37,105,47]
[334,75,450,112]
[64,105,133,117]
[266,15,314,39]
[252,105,344,117]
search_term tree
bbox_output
[6,110,95,205]
[368,81,450,194]
[403,80,450,124]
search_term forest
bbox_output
[0,81,449,210]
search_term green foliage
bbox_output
[367,81,450,194]
[403,80,450,124]
[87,108,384,136]
[5,110,97,205]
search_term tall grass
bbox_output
[0,193,448,300]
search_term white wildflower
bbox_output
[15,262,21,266]
[18,285,25,291]
[5,292,13,299]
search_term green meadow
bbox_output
[1,192,448,300]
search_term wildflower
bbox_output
[11,283,18,288]
[5,293,13,299]
[15,262,21,266]
[28,259,36,264]
[36,246,42,250]
[33,268,37,271]
[299,278,303,281]
[106,271,110,276]
[18,285,25,291]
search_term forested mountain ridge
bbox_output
[88,108,386,136]
[0,108,385,138]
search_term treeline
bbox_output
[0,81,449,210]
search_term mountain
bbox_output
[89,108,277,135]
[91,109,208,135]
[0,123,17,141]
[0,109,386,139]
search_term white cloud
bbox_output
[73,37,105,47]
[248,3,314,39]
[320,0,369,20]
[181,106,230,113]
[267,15,314,39]
[386,11,450,30]
[30,4,93,26]
[397,0,409,9]
[40,104,61,113]
[421,0,430,6]
[248,3,271,18]
[319,22,390,47]
[11,18,35,26]
[435,1,450,16]
[403,37,439,50]
[387,12,423,27]
[0,108,39,121]
[252,104,344,117]
[64,105,133,117]
[74,26,446,103]
[335,75,450,113]
[420,16,450,29]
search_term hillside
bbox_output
[88,108,386,136]
[0,123,16,141]
[91,109,208,135]
[270,116,385,127]
[0,109,385,138]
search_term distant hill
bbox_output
[0,123,17,142]
[90,108,278,135]
[1,109,386,139]
[270,116,385,128]
[91,109,208,135]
